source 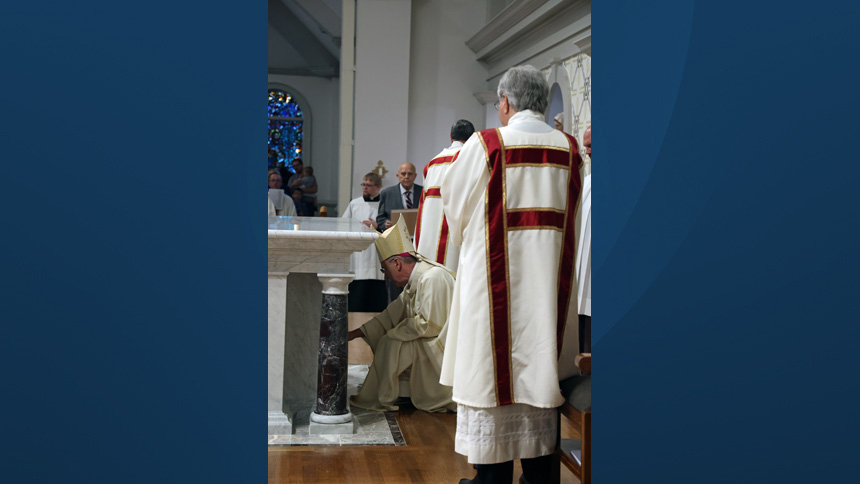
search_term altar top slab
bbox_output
[268,216,379,241]
[268,217,378,274]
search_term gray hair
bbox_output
[387,254,418,265]
[497,65,549,114]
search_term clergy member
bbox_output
[414,119,475,273]
[576,126,591,351]
[347,216,456,413]
[341,172,387,312]
[376,161,423,302]
[268,170,297,216]
[440,65,585,484]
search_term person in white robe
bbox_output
[440,65,585,484]
[414,119,475,273]
[267,170,297,216]
[347,217,456,413]
[267,195,276,217]
[341,172,387,312]
[576,126,591,349]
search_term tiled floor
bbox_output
[267,364,405,446]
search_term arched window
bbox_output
[268,89,304,172]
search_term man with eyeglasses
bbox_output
[377,161,423,302]
[414,119,475,273]
[440,65,586,484]
[341,173,387,312]
[376,162,422,231]
[347,216,455,413]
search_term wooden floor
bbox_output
[268,313,581,484]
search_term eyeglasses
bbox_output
[360,183,375,187]
[493,100,500,110]
[380,257,397,274]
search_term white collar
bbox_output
[448,140,464,150]
[507,110,553,133]
[400,184,413,194]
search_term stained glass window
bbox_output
[268,89,304,172]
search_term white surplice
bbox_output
[268,189,297,217]
[415,141,463,272]
[439,110,584,464]
[341,196,384,281]
[575,171,591,316]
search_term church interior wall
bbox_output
[351,0,413,199]
[268,74,341,209]
[405,0,489,186]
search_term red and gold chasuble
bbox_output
[440,118,583,409]
[415,145,462,272]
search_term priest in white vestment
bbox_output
[440,65,585,484]
[576,126,592,338]
[347,217,456,413]
[414,119,475,273]
[267,170,297,216]
[341,172,387,312]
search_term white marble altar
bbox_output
[268,216,378,435]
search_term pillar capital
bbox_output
[317,273,354,295]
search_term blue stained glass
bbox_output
[268,89,303,118]
[268,89,303,171]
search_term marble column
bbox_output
[309,274,356,434]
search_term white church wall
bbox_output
[406,0,488,186]
[268,74,340,209]
[351,0,413,198]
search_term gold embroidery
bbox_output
[507,207,566,214]
[505,162,570,169]
[478,132,491,172]
[507,226,564,232]
[504,144,570,151]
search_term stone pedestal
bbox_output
[309,274,355,434]
[267,217,378,437]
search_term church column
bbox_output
[309,273,356,434]
[268,272,293,435]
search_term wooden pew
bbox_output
[553,354,591,484]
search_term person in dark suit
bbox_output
[376,161,422,302]
[376,162,423,230]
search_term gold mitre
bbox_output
[375,215,418,261]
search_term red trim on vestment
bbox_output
[414,188,426,245]
[481,128,514,406]
[423,154,456,178]
[555,132,583,356]
[507,210,565,230]
[505,147,570,168]
[437,217,449,265]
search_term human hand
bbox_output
[384,220,393,229]
[348,329,364,341]
[362,218,378,229]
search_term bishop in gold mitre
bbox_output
[347,216,456,413]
